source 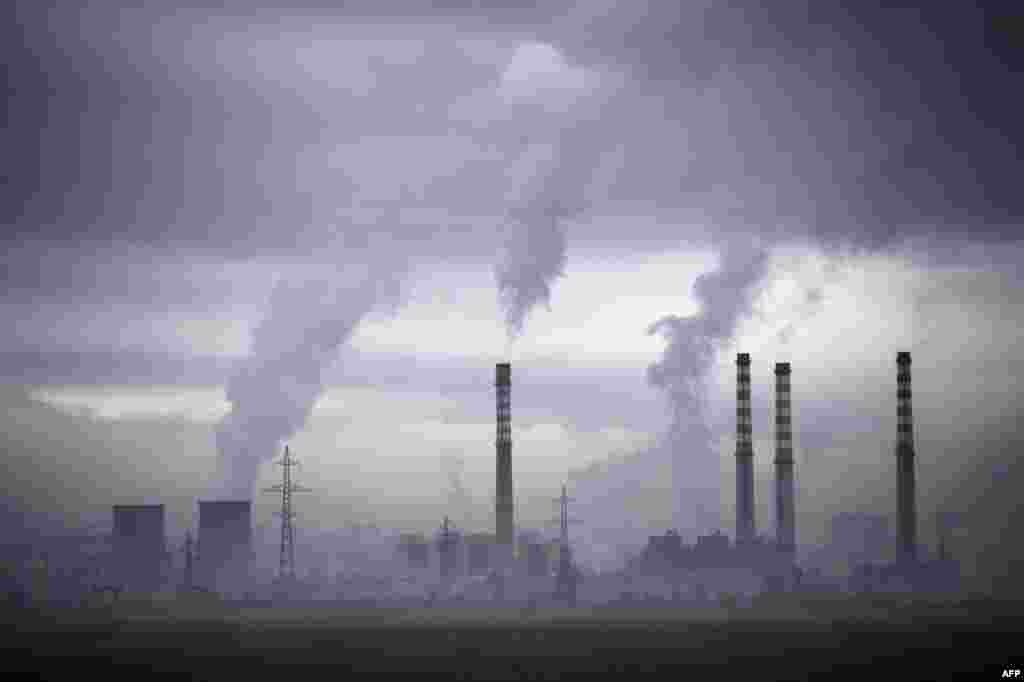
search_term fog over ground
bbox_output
[2,1,1022,593]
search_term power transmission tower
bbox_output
[547,484,583,605]
[263,445,311,583]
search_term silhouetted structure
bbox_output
[438,517,457,584]
[111,504,165,592]
[829,512,893,571]
[554,485,580,605]
[735,353,756,546]
[638,529,793,594]
[774,363,795,557]
[896,352,917,561]
[263,445,310,583]
[495,363,514,564]
[398,533,430,569]
[197,500,252,594]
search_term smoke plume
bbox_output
[493,42,617,339]
[646,242,771,536]
[495,135,590,338]
[214,262,402,499]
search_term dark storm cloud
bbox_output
[546,0,1024,247]
[6,0,1020,266]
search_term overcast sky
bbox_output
[2,1,1022,590]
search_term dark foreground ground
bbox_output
[1,598,1021,679]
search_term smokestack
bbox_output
[495,362,514,562]
[896,352,917,562]
[735,353,755,546]
[774,362,795,557]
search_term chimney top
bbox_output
[737,353,751,365]
[774,362,791,376]
[496,362,511,384]
[897,352,911,365]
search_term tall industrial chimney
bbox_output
[495,362,514,562]
[735,353,756,547]
[896,352,917,561]
[774,362,795,557]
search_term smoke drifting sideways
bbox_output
[213,262,404,500]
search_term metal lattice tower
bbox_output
[896,352,917,561]
[774,362,796,557]
[263,446,311,582]
[735,353,756,547]
[495,363,514,561]
[550,484,582,605]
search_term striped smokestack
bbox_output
[735,353,755,546]
[896,352,917,561]
[774,362,795,557]
[495,363,514,562]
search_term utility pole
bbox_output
[263,446,311,583]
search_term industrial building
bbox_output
[398,533,430,570]
[112,504,166,592]
[196,500,252,595]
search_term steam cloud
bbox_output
[214,262,402,499]
[494,137,589,338]
[493,42,615,339]
[646,242,770,536]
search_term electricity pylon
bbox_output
[547,484,583,605]
[263,445,311,582]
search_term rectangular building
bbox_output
[197,500,252,593]
[112,504,166,591]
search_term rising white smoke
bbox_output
[645,242,770,538]
[493,42,617,338]
[566,242,772,569]
[213,260,404,499]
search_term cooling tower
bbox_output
[112,504,165,591]
[896,352,917,561]
[735,353,756,546]
[495,363,514,563]
[774,363,795,557]
[197,500,252,593]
